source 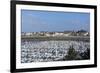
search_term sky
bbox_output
[21,10,90,32]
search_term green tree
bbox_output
[63,46,78,60]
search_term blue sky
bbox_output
[21,10,90,32]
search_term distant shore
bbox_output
[21,36,90,42]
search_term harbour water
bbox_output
[21,40,90,63]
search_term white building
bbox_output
[25,32,33,36]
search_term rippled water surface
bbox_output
[21,40,90,63]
